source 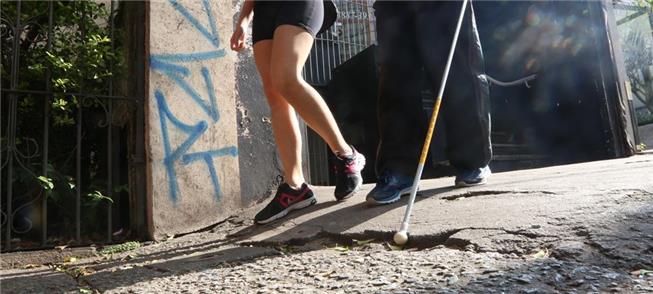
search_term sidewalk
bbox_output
[2,154,652,293]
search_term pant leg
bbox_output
[374,2,427,176]
[414,1,492,171]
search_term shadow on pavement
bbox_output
[4,184,651,293]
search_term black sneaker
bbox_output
[254,183,317,224]
[333,147,366,201]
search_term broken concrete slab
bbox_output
[233,154,653,249]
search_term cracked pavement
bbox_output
[1,154,652,293]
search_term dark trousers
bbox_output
[374,1,492,175]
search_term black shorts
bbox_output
[252,0,324,44]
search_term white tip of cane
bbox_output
[394,230,408,245]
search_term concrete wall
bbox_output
[234,48,285,207]
[147,0,241,239]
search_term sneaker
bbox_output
[254,183,317,224]
[455,165,491,187]
[333,147,366,201]
[366,171,414,205]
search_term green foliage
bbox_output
[637,110,653,125]
[37,176,54,191]
[622,31,653,117]
[1,1,128,240]
[87,190,113,203]
[1,1,123,127]
[99,241,141,255]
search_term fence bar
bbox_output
[76,1,87,243]
[4,0,24,251]
[41,0,55,246]
[107,0,116,243]
[320,32,326,84]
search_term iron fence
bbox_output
[303,0,376,86]
[0,0,146,251]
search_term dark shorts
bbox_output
[252,0,324,44]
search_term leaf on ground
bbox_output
[64,256,77,263]
[77,267,96,276]
[631,269,653,276]
[79,288,93,294]
[331,245,350,252]
[386,242,404,251]
[530,248,550,259]
[354,239,375,246]
[121,254,137,261]
[55,245,68,251]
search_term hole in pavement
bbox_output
[442,190,557,200]
[240,229,467,253]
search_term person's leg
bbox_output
[269,24,366,200]
[253,40,306,188]
[268,25,352,157]
[414,1,491,175]
[366,2,424,205]
[253,45,316,224]
[373,3,425,176]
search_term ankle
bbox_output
[286,182,304,190]
[335,145,354,159]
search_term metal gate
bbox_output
[1,0,146,251]
[303,0,376,86]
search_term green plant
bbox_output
[623,31,653,116]
[99,241,140,255]
[1,1,126,241]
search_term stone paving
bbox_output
[1,154,652,293]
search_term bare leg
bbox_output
[269,25,352,157]
[253,40,305,188]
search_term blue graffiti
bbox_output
[152,0,237,203]
[168,0,221,48]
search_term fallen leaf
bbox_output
[64,256,77,263]
[354,239,375,246]
[79,288,93,294]
[331,245,350,252]
[387,242,404,251]
[55,245,68,251]
[530,248,550,259]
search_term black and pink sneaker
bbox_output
[333,147,366,201]
[254,183,316,224]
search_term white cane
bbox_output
[394,0,470,245]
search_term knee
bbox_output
[271,74,304,100]
[262,86,288,112]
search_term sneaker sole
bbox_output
[365,186,414,205]
[255,197,317,224]
[335,153,366,201]
[335,172,363,201]
[455,178,488,188]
